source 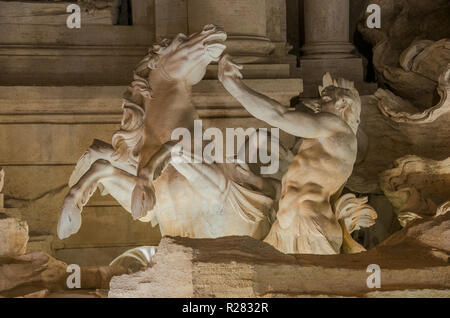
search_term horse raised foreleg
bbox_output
[57,159,145,239]
[69,139,137,188]
[130,141,177,220]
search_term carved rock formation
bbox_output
[348,66,450,193]
[378,208,450,254]
[358,0,450,108]
[0,212,127,297]
[376,63,450,124]
[0,251,128,297]
[0,215,29,257]
[400,39,450,83]
[109,212,450,298]
[380,156,450,219]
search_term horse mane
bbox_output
[111,39,173,165]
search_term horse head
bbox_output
[149,24,227,87]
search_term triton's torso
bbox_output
[282,132,358,198]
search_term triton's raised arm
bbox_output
[218,55,349,139]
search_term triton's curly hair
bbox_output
[319,73,362,134]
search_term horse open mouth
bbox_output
[204,31,227,61]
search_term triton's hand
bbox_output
[218,54,243,83]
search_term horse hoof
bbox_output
[131,183,156,220]
[57,196,82,239]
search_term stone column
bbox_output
[155,0,277,63]
[189,0,274,63]
[302,0,355,59]
[299,0,366,94]
[188,0,267,37]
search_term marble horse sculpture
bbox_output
[58,25,375,256]
[57,25,278,241]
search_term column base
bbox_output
[300,56,364,83]
[299,56,378,97]
[301,42,356,59]
[225,36,275,64]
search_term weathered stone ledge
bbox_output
[109,214,450,298]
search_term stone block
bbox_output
[0,216,29,257]
[0,0,119,25]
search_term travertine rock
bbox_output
[0,211,127,297]
[0,215,29,257]
[0,252,68,297]
[378,212,450,254]
[348,83,450,193]
[408,40,450,83]
[334,52,449,194]
[380,156,450,218]
[0,251,127,297]
[16,289,49,298]
[358,0,450,108]
[109,213,450,298]
[346,38,450,195]
[376,64,450,124]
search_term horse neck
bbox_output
[140,72,198,167]
[146,75,197,129]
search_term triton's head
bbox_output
[304,73,362,134]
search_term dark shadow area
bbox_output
[117,0,132,25]
[353,30,376,83]
[286,0,303,67]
